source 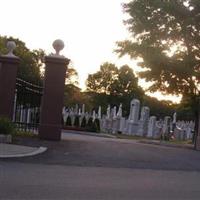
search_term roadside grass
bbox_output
[13,130,37,138]
[11,129,194,147]
[162,139,193,145]
[113,133,149,140]
[113,133,193,146]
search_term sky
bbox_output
[0,0,181,103]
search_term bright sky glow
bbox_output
[0,0,181,103]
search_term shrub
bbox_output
[73,115,80,127]
[86,117,97,132]
[87,117,93,127]
[0,117,15,135]
[86,117,95,132]
[94,118,100,132]
[66,116,72,126]
[81,116,86,128]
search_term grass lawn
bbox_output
[13,130,37,138]
[112,133,193,146]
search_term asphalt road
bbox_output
[1,132,200,199]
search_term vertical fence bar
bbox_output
[13,78,43,133]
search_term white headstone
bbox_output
[98,106,101,119]
[92,110,96,122]
[147,116,156,138]
[129,99,140,123]
[140,106,150,121]
[106,105,111,119]
[78,108,81,116]
[162,116,171,137]
[117,103,123,118]
[113,106,117,119]
[173,112,177,124]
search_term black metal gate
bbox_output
[13,78,43,132]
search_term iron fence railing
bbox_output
[13,78,43,132]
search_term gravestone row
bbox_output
[62,99,195,141]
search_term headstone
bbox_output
[113,106,117,119]
[129,99,140,123]
[147,116,156,138]
[119,117,126,133]
[154,119,163,139]
[172,112,177,124]
[78,108,81,116]
[104,105,112,133]
[106,105,111,119]
[62,107,68,124]
[117,103,122,118]
[111,106,118,134]
[98,106,101,119]
[92,110,96,122]
[127,99,140,135]
[162,116,171,140]
[137,106,150,136]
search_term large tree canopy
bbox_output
[0,36,44,85]
[86,62,143,97]
[0,35,79,87]
[86,62,144,116]
[116,0,200,100]
[86,62,118,94]
[116,0,200,145]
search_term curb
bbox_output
[0,146,47,158]
[62,130,117,139]
[138,140,194,150]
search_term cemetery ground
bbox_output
[1,131,200,200]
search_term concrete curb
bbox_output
[0,144,47,158]
[62,130,117,139]
[138,140,194,149]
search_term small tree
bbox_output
[86,117,96,132]
[81,116,87,128]
[73,115,80,127]
[94,118,100,133]
[0,117,15,135]
[66,116,72,126]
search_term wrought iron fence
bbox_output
[13,78,43,132]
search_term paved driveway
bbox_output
[1,131,200,199]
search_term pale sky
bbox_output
[0,0,181,103]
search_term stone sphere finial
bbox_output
[6,41,17,57]
[52,39,64,56]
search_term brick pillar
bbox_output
[39,40,70,141]
[0,41,19,119]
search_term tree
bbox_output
[111,65,143,96]
[116,0,200,145]
[86,62,144,116]
[86,62,118,94]
[65,62,79,86]
[142,95,175,118]
[0,36,44,85]
[86,62,143,96]
[63,84,82,106]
